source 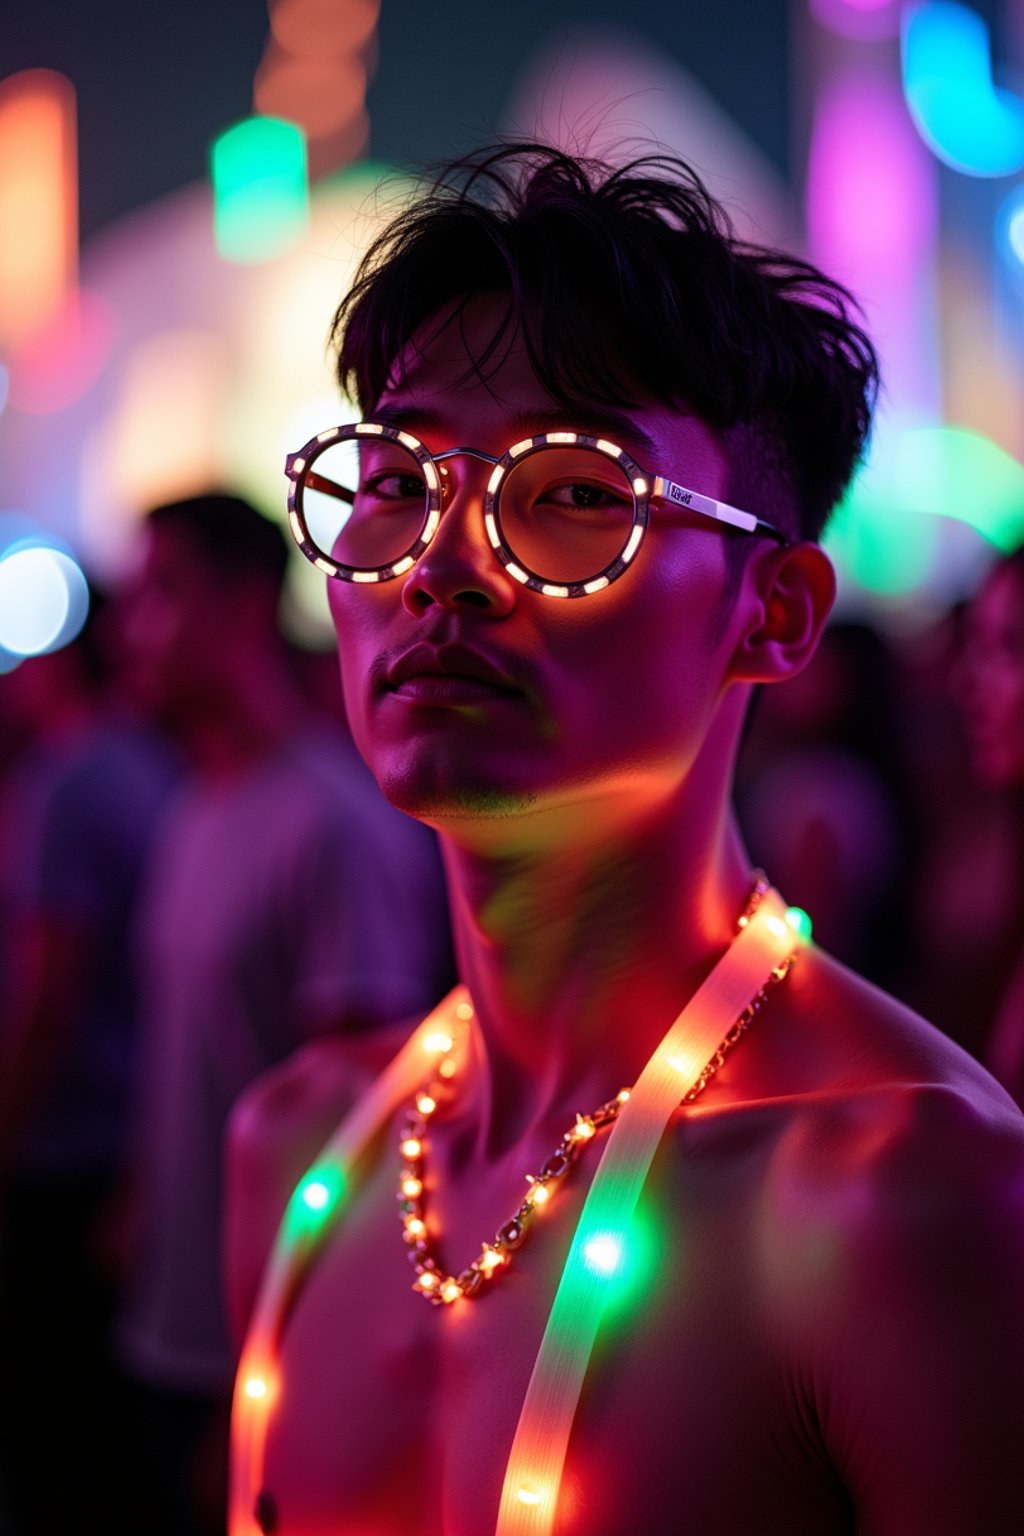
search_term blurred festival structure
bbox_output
[2,0,1024,660]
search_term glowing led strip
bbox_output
[229,990,473,1535]
[495,891,800,1534]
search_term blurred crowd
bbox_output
[0,495,1022,1535]
[0,495,456,1535]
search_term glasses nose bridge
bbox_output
[429,445,502,513]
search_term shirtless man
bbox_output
[226,146,1024,1535]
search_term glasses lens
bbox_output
[498,446,636,584]
[301,435,429,569]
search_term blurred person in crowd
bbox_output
[113,493,453,1535]
[954,547,1024,1105]
[736,621,915,996]
[225,147,1024,1536]
[0,593,182,1535]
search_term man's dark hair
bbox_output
[146,492,289,595]
[333,143,879,543]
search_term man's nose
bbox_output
[401,462,516,617]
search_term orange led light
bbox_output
[404,1218,426,1238]
[423,1031,452,1054]
[416,1094,437,1116]
[516,1486,543,1505]
[441,1280,461,1304]
[402,1177,423,1199]
[243,1375,269,1400]
[480,1245,504,1275]
[400,1138,422,1160]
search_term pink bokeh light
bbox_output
[8,287,115,415]
[809,0,901,43]
[806,67,939,421]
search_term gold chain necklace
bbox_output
[398,874,791,1305]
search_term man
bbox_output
[227,147,1024,1534]
[113,494,453,1533]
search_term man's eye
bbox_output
[539,481,631,513]
[361,472,425,500]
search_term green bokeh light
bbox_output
[784,906,813,942]
[211,116,309,264]
[827,425,1024,599]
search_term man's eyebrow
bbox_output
[369,404,658,459]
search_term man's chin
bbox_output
[373,765,538,827]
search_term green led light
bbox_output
[284,1162,345,1243]
[210,116,308,264]
[581,1232,624,1277]
[784,906,813,942]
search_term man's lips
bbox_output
[384,643,525,700]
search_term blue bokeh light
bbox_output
[0,543,90,656]
[902,2,1024,177]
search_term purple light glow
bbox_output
[810,0,901,42]
[808,75,936,282]
[807,66,941,462]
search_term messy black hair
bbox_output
[332,143,879,543]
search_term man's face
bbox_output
[956,564,1024,790]
[329,299,744,835]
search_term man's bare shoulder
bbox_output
[224,1017,420,1341]
[735,949,1024,1525]
[748,940,1020,1113]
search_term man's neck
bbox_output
[439,769,754,1158]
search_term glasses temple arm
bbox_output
[303,470,356,506]
[652,477,788,545]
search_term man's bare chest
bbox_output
[257,1116,850,1535]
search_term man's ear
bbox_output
[728,542,836,684]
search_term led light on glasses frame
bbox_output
[284,423,787,600]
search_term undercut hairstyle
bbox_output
[332,143,880,543]
[146,492,289,596]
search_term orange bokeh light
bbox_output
[269,0,380,58]
[254,53,366,141]
[0,70,77,350]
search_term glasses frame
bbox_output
[285,423,788,600]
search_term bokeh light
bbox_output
[997,185,1024,270]
[211,116,309,263]
[270,0,379,57]
[7,287,114,414]
[254,55,367,142]
[809,0,901,43]
[902,2,1024,177]
[0,70,77,350]
[0,544,89,655]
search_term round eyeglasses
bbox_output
[285,424,787,600]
